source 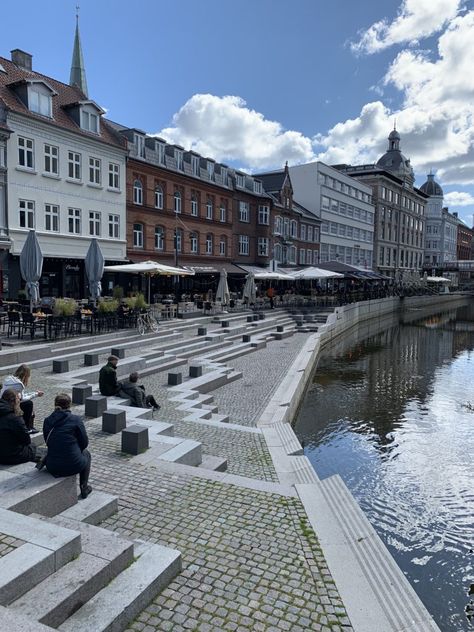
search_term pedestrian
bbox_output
[42,393,92,499]
[0,364,44,432]
[99,355,121,396]
[0,389,37,465]
[118,372,161,410]
[266,286,275,309]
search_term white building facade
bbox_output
[420,174,457,265]
[289,161,375,267]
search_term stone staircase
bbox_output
[0,465,182,631]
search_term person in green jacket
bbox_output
[99,355,121,396]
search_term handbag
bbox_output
[35,427,54,470]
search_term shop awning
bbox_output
[183,262,245,274]
[237,265,294,280]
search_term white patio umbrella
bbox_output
[19,230,43,310]
[84,239,104,301]
[242,271,257,305]
[216,269,230,305]
[290,267,344,280]
[253,270,293,280]
[103,260,194,303]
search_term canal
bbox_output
[294,302,474,632]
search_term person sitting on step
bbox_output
[42,393,92,499]
[99,355,121,397]
[118,372,160,410]
[0,364,44,433]
[0,389,38,465]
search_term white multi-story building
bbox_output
[420,173,457,265]
[0,36,127,299]
[289,161,375,267]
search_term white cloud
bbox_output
[352,0,462,54]
[155,94,314,170]
[444,191,474,206]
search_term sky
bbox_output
[2,0,474,224]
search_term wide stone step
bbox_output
[198,455,228,471]
[0,605,55,631]
[297,476,441,632]
[275,421,304,456]
[58,542,181,632]
[158,439,202,466]
[0,470,77,517]
[10,518,134,628]
[58,491,118,526]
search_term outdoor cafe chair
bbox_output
[20,311,43,340]
[7,311,21,338]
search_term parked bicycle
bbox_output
[136,310,159,335]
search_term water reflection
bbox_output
[295,302,474,632]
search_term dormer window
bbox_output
[29,88,52,117]
[191,156,200,176]
[221,167,228,186]
[82,110,99,133]
[254,180,262,194]
[236,173,245,188]
[207,161,215,181]
[134,134,145,158]
[155,141,165,164]
[175,149,184,171]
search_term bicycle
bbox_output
[136,310,159,335]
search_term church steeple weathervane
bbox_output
[69,5,88,97]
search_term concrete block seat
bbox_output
[168,368,242,394]
[121,425,149,455]
[102,409,126,434]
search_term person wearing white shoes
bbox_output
[0,364,44,433]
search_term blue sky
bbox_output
[2,0,474,223]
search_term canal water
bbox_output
[294,302,474,632]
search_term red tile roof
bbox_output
[0,55,125,150]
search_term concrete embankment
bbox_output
[259,294,467,632]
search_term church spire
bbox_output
[69,6,88,97]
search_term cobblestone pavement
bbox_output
[0,533,24,558]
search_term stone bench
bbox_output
[122,425,149,455]
[111,347,126,359]
[53,359,69,373]
[168,372,182,386]
[72,384,93,405]
[189,365,203,378]
[197,327,207,336]
[85,395,107,418]
[102,409,126,434]
[84,353,99,366]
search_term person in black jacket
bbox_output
[0,389,37,465]
[118,372,160,410]
[99,355,121,396]
[43,393,92,499]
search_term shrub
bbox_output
[124,293,148,310]
[113,285,124,301]
[98,298,119,313]
[53,298,77,316]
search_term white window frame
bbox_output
[290,220,298,238]
[156,142,165,164]
[191,195,198,216]
[207,161,214,180]
[108,163,120,189]
[307,226,314,242]
[258,205,269,225]
[205,234,213,255]
[89,210,101,236]
[134,134,145,157]
[299,249,306,264]
[175,150,184,171]
[257,237,269,256]
[154,186,163,209]
[108,214,120,239]
[81,110,99,134]
[274,216,282,235]
[236,173,245,188]
[219,204,226,223]
[191,155,200,176]
[44,144,58,175]
[18,137,34,169]
[155,226,164,250]
[174,191,182,213]
[89,157,101,185]
[190,232,198,254]
[300,224,306,241]
[45,203,59,232]
[206,198,213,220]
[175,228,183,252]
[219,237,226,255]
[68,207,81,234]
[19,199,35,228]
[238,235,249,255]
[29,89,52,117]
[68,151,81,180]
[133,223,144,248]
[239,201,250,222]
[254,180,262,194]
[133,179,143,205]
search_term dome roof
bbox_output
[376,128,415,186]
[420,174,443,197]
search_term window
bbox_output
[175,228,183,252]
[207,161,214,180]
[239,235,249,255]
[321,195,330,210]
[219,203,226,223]
[19,200,35,228]
[290,220,298,238]
[18,137,34,169]
[283,218,290,238]
[89,211,101,236]
[134,134,145,158]
[314,249,319,264]
[133,179,143,205]
[239,201,249,222]
[206,198,213,220]
[190,232,198,254]
[29,90,51,117]
[300,224,306,241]
[236,173,245,188]
[274,243,282,263]
[89,157,101,185]
[288,246,297,264]
[175,150,183,171]
[205,233,213,254]
[258,237,269,256]
[154,186,163,209]
[133,223,143,248]
[274,216,282,235]
[155,226,164,250]
[306,249,312,265]
[45,203,59,232]
[314,227,320,242]
[254,180,262,194]
[68,208,81,234]
[221,167,228,187]
[258,205,269,225]
[156,142,165,164]
[68,151,81,180]
[108,214,120,238]
[307,226,313,242]
[191,156,199,176]
[174,191,182,213]
[44,144,58,175]
[81,110,99,134]
[219,236,226,255]
[299,249,306,264]
[191,195,198,216]
[108,163,120,189]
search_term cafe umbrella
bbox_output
[215,269,230,306]
[242,271,257,305]
[84,238,104,302]
[19,230,43,311]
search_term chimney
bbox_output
[453,212,458,218]
[11,49,32,71]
